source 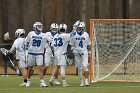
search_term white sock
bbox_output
[85,78,88,82]
[40,79,45,82]
[50,76,54,81]
[78,68,83,80]
[62,80,66,84]
[27,78,30,81]
[54,79,58,81]
[60,65,65,77]
[80,78,83,83]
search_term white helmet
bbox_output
[33,22,43,34]
[73,20,80,27]
[77,22,85,28]
[15,29,25,38]
[50,23,59,33]
[59,23,67,32]
[76,22,85,34]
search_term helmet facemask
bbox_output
[76,22,85,35]
[51,28,58,34]
[33,22,43,34]
[34,25,43,34]
[77,27,84,35]
[36,25,43,31]
[50,23,59,35]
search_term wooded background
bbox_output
[0,0,140,41]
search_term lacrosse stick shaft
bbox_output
[7,56,15,67]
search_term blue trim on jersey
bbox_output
[28,53,44,55]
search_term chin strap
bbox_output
[35,30,41,35]
[77,31,84,36]
[51,31,57,36]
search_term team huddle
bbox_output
[1,20,91,87]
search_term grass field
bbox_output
[0,75,140,93]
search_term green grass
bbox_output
[0,75,140,93]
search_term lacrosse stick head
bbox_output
[0,48,8,56]
[66,56,73,65]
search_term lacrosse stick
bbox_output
[0,48,15,66]
[63,53,72,65]
[72,49,83,57]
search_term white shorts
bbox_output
[74,54,89,69]
[27,54,44,66]
[55,54,66,66]
[17,55,27,68]
[44,53,55,66]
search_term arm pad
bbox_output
[9,47,16,53]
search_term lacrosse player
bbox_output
[50,23,72,87]
[1,32,19,76]
[25,22,47,87]
[44,23,61,86]
[8,29,28,86]
[69,21,91,87]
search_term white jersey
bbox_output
[45,32,58,54]
[69,32,90,55]
[11,37,27,60]
[51,33,71,56]
[25,31,46,55]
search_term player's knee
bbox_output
[78,67,82,70]
[83,64,88,71]
[83,67,88,71]
[83,63,89,71]
[28,66,33,70]
[45,64,49,67]
[61,72,65,77]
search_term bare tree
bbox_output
[0,0,8,36]
[18,0,23,28]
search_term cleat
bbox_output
[40,80,48,87]
[26,80,30,87]
[19,82,26,86]
[85,79,89,86]
[80,80,84,87]
[63,83,70,87]
[1,75,9,77]
[40,82,48,87]
[49,80,54,86]
[53,80,61,85]
[62,80,70,87]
